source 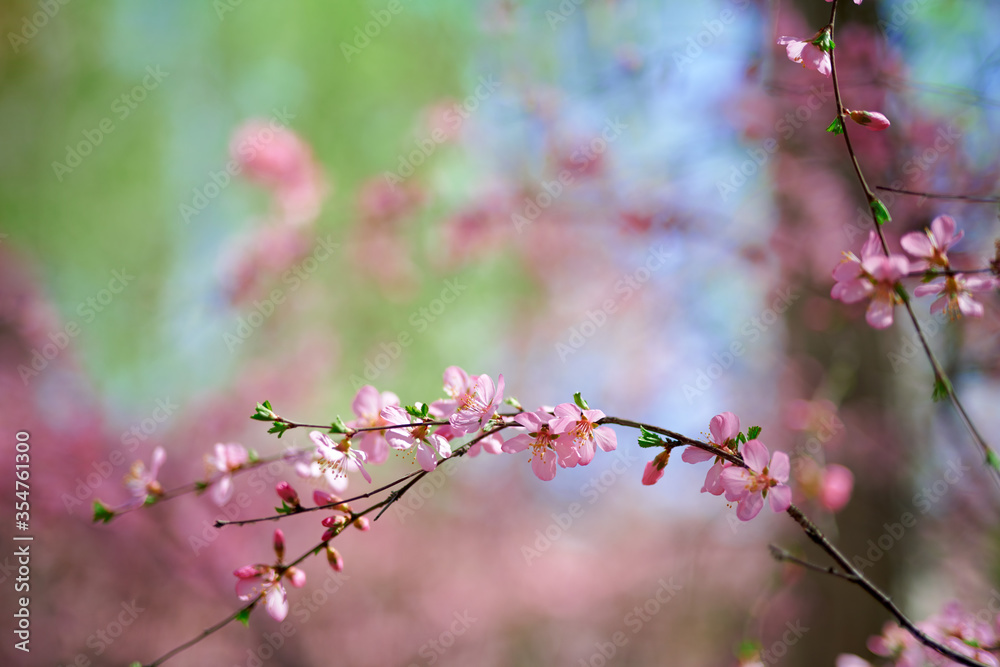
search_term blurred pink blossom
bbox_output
[204,442,248,505]
[777,34,831,77]
[914,274,996,319]
[347,385,401,465]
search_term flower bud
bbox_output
[322,515,348,528]
[326,546,344,572]
[276,481,301,508]
[233,564,267,579]
[312,490,349,512]
[273,529,285,562]
[847,110,890,131]
[353,517,371,532]
[286,566,306,588]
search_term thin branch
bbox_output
[875,185,1000,204]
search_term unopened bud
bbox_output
[276,481,301,508]
[353,516,371,532]
[286,566,306,588]
[322,515,348,528]
[847,109,890,131]
[326,546,344,572]
[273,529,285,561]
[313,489,350,512]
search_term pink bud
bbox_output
[322,515,348,528]
[286,566,306,588]
[353,517,370,532]
[326,546,344,572]
[273,529,285,561]
[847,110,890,131]
[233,564,266,579]
[276,481,301,507]
[641,460,665,486]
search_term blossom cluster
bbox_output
[831,218,997,328]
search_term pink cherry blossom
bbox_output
[467,432,504,457]
[867,621,926,667]
[682,412,740,496]
[380,405,452,471]
[847,110,891,131]
[550,403,617,467]
[900,215,964,271]
[914,274,996,319]
[502,410,562,481]
[449,373,504,434]
[777,35,831,77]
[123,446,166,506]
[832,250,910,329]
[310,431,372,483]
[834,656,871,667]
[642,449,670,486]
[918,602,1000,667]
[346,385,400,464]
[720,440,792,521]
[204,442,249,506]
[234,565,303,622]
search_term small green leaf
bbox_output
[638,426,665,448]
[504,396,523,411]
[986,450,1000,471]
[736,432,747,445]
[870,199,892,225]
[747,425,762,440]
[247,448,260,463]
[825,117,844,134]
[737,639,761,660]
[267,421,290,438]
[329,416,350,434]
[251,400,276,421]
[932,377,952,402]
[130,662,143,667]
[235,607,252,627]
[143,495,158,507]
[194,480,208,492]
[894,283,910,303]
[405,403,425,418]
[814,30,835,52]
[93,501,115,524]
[573,392,590,410]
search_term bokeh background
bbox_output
[2,0,1000,665]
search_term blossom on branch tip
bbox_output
[900,215,963,271]
[847,109,890,131]
[777,32,832,77]
[915,273,997,319]
[720,440,791,521]
[502,410,562,481]
[642,450,670,486]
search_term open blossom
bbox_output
[310,431,372,483]
[429,366,473,419]
[832,242,910,329]
[834,656,871,667]
[346,385,400,465]
[720,440,791,521]
[204,442,249,506]
[901,215,964,271]
[502,410,562,481]
[914,274,996,319]
[777,33,831,77]
[123,446,166,506]
[380,405,452,471]
[917,602,1000,667]
[550,403,617,468]
[681,412,740,496]
[449,373,504,434]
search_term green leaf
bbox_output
[267,421,290,438]
[986,450,1000,471]
[130,662,143,667]
[329,416,350,434]
[825,117,844,134]
[251,400,276,421]
[814,30,835,52]
[736,432,747,445]
[573,392,590,410]
[747,425,762,440]
[235,607,252,627]
[737,639,761,660]
[275,501,294,515]
[870,199,892,225]
[894,283,911,303]
[504,396,523,411]
[638,426,665,449]
[143,495,158,507]
[93,501,115,524]
[932,377,952,402]
[247,449,260,463]
[405,403,424,418]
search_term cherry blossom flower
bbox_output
[291,450,349,496]
[819,464,854,512]
[380,405,452,471]
[914,274,996,319]
[834,656,871,667]
[847,110,891,131]
[346,385,400,465]
[720,440,791,521]
[867,621,926,667]
[777,32,832,77]
[681,412,740,496]
[901,215,964,271]
[233,529,307,622]
[467,432,504,457]
[502,410,563,481]
[310,431,372,483]
[550,403,617,467]
[429,366,474,419]
[123,446,166,506]
[832,248,910,329]
[919,602,1000,667]
[449,373,504,434]
[204,442,249,506]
